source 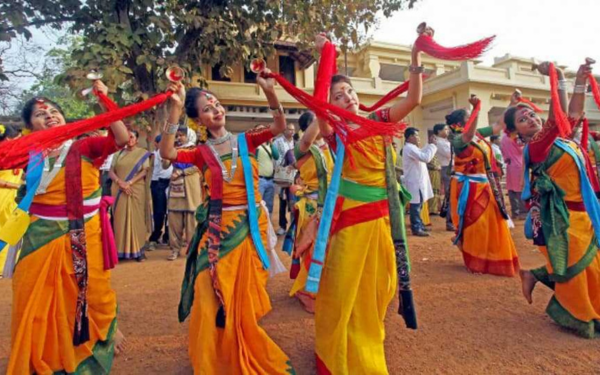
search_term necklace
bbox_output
[208,132,231,146]
[37,140,73,194]
[207,135,238,182]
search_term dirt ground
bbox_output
[1,212,600,374]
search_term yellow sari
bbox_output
[450,133,519,276]
[9,150,117,374]
[0,168,22,274]
[289,142,333,312]
[178,148,293,374]
[315,136,396,375]
[111,147,152,259]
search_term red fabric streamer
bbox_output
[359,81,410,112]
[265,72,406,148]
[548,63,571,138]
[0,91,173,170]
[94,91,119,167]
[516,97,543,113]
[589,73,600,109]
[313,41,337,102]
[581,118,590,151]
[415,34,496,61]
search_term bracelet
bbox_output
[269,104,284,117]
[574,84,587,94]
[558,80,568,91]
[164,123,178,134]
[408,65,424,74]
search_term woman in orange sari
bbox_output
[287,111,333,313]
[515,61,600,338]
[446,96,519,276]
[313,30,424,374]
[160,71,293,373]
[6,81,129,374]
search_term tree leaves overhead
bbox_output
[1,0,419,106]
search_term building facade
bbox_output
[201,40,600,135]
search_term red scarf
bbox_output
[414,34,495,60]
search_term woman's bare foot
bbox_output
[519,269,537,305]
[114,329,127,356]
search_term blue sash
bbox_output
[238,133,270,269]
[522,140,600,245]
[0,152,44,251]
[306,136,345,293]
[452,172,488,245]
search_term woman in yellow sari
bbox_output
[160,71,293,373]
[287,111,333,313]
[109,130,152,261]
[0,124,23,276]
[313,31,425,374]
[515,61,600,338]
[7,80,129,374]
[447,96,519,277]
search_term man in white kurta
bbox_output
[402,127,437,236]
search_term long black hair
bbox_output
[298,111,315,132]
[445,109,468,126]
[21,96,65,129]
[504,104,531,133]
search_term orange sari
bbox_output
[450,131,519,276]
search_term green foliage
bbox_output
[1,0,419,124]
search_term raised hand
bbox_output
[256,68,276,93]
[167,81,185,109]
[93,80,109,96]
[468,95,480,108]
[315,33,330,52]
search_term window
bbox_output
[279,55,296,86]
[244,68,257,83]
[211,64,231,82]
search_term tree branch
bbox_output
[0,16,80,33]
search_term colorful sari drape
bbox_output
[524,118,600,338]
[315,110,401,375]
[111,147,152,260]
[0,168,22,274]
[8,137,119,374]
[288,142,333,312]
[175,128,293,374]
[450,129,519,276]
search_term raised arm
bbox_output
[534,62,567,123]
[256,69,286,137]
[93,80,129,147]
[568,61,593,120]
[160,81,185,161]
[461,96,481,144]
[298,117,320,154]
[388,29,429,123]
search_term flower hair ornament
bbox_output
[0,124,5,137]
[187,117,208,143]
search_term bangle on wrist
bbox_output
[558,80,568,91]
[408,65,424,74]
[164,122,178,134]
[574,84,587,94]
[269,104,284,117]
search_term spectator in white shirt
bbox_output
[148,134,173,248]
[432,123,456,231]
[402,127,437,237]
[273,123,296,234]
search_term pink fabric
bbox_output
[29,197,118,270]
[100,196,118,270]
[501,134,524,192]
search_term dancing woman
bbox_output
[514,61,600,338]
[312,30,424,374]
[159,72,293,373]
[446,96,519,276]
[287,111,334,313]
[7,81,128,374]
